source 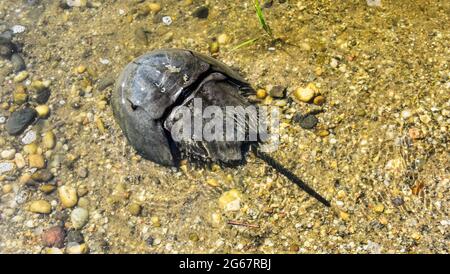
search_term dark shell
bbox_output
[112,49,254,166]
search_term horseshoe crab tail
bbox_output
[252,146,331,207]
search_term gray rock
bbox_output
[6,108,37,135]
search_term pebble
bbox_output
[23,143,38,154]
[67,0,87,8]
[31,169,54,182]
[71,207,89,229]
[269,85,286,98]
[209,41,219,54]
[294,87,315,102]
[217,33,231,45]
[97,77,115,91]
[58,185,78,208]
[22,130,37,145]
[5,108,37,135]
[1,149,16,160]
[316,129,330,137]
[35,105,50,118]
[313,95,326,106]
[192,6,209,19]
[373,203,385,213]
[128,203,142,216]
[34,89,51,104]
[66,230,84,243]
[42,131,56,149]
[206,178,219,187]
[66,243,88,254]
[151,216,161,227]
[29,154,45,169]
[391,197,404,207]
[13,71,29,83]
[0,162,15,174]
[148,3,161,13]
[218,189,242,212]
[256,89,267,99]
[2,184,13,194]
[43,247,64,254]
[11,54,26,72]
[42,226,65,248]
[162,16,172,25]
[39,184,56,194]
[29,200,52,214]
[295,114,318,129]
[13,91,28,105]
[11,25,26,34]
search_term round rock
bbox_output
[6,108,37,136]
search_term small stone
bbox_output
[77,167,89,178]
[58,185,78,208]
[128,203,142,216]
[13,71,29,83]
[39,184,56,194]
[29,154,45,169]
[206,178,219,187]
[5,108,37,135]
[42,226,65,248]
[0,162,15,174]
[313,95,326,106]
[66,243,88,254]
[77,184,88,197]
[316,129,329,137]
[401,109,412,119]
[408,128,423,140]
[29,80,45,92]
[391,197,404,207]
[21,130,37,145]
[330,58,339,68]
[192,6,209,19]
[23,143,38,154]
[289,244,299,252]
[148,3,161,13]
[13,92,28,105]
[34,89,51,104]
[219,189,242,212]
[269,85,286,98]
[217,33,230,45]
[419,114,431,124]
[76,65,86,74]
[11,54,26,72]
[151,216,161,227]
[1,149,16,160]
[2,184,13,194]
[296,114,318,129]
[373,203,385,213]
[97,77,115,91]
[31,169,54,182]
[66,230,84,244]
[71,207,89,229]
[29,199,52,214]
[162,16,172,25]
[256,89,267,99]
[293,87,315,102]
[42,131,56,149]
[339,211,350,221]
[189,233,199,242]
[14,153,27,169]
[411,231,421,241]
[35,105,50,118]
[209,41,219,54]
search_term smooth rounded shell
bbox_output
[112,49,250,166]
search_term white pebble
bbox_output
[21,130,37,145]
[162,16,172,25]
[366,0,382,7]
[0,117,6,124]
[11,25,26,34]
[0,162,15,174]
[99,58,110,65]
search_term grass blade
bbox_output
[254,0,272,37]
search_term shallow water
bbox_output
[0,0,449,253]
